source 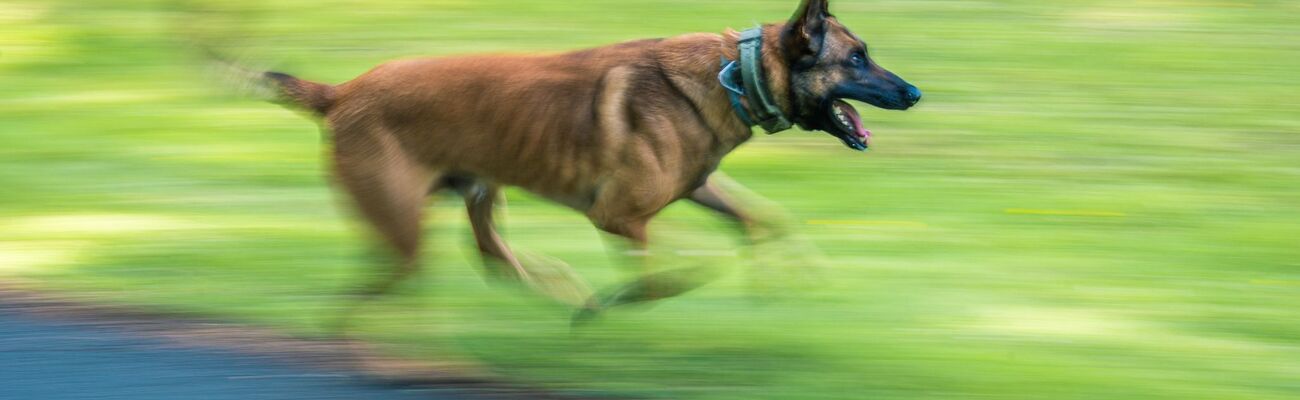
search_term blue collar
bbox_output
[718,27,793,134]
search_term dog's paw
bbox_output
[569,303,603,329]
[745,234,831,300]
[515,252,595,308]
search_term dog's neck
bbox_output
[650,26,797,155]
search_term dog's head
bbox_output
[778,0,920,150]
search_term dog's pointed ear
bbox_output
[782,0,831,69]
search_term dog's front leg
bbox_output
[574,194,725,326]
[688,172,786,243]
[688,172,829,298]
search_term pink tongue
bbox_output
[834,101,870,142]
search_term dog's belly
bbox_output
[479,163,602,212]
[415,140,603,212]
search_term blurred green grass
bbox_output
[2,0,1298,399]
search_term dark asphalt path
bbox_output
[0,309,468,400]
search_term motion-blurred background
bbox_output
[1,1,1297,399]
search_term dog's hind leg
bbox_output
[460,181,593,307]
[328,126,438,332]
[459,182,528,281]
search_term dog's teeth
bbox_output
[832,105,854,129]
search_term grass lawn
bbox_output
[2,0,1297,398]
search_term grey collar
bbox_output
[718,27,793,134]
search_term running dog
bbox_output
[262,0,920,324]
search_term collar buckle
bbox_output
[718,59,755,127]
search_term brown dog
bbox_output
[264,0,919,323]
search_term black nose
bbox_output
[904,85,922,105]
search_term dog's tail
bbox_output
[203,48,335,116]
[262,71,336,116]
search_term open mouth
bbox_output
[825,99,871,151]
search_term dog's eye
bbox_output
[850,52,866,66]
